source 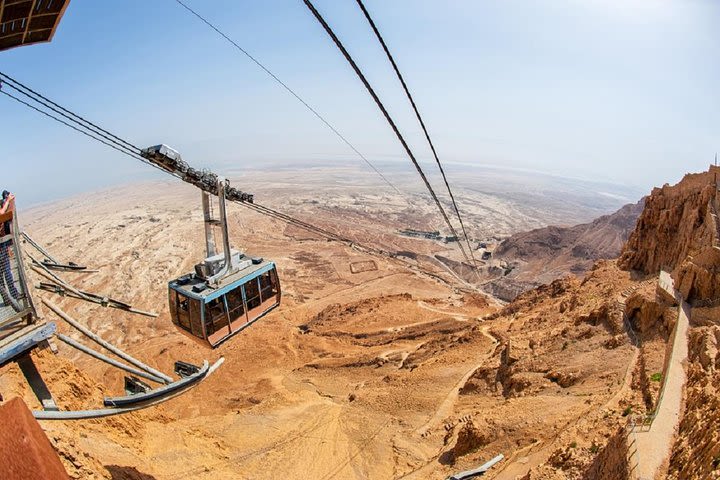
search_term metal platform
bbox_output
[0,205,38,350]
[0,321,55,366]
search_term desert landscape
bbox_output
[1,163,718,479]
[1,1,717,478]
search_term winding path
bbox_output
[415,325,498,437]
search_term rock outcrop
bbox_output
[619,167,720,305]
[445,420,496,463]
[667,326,720,479]
[582,428,631,480]
[625,289,673,335]
[673,246,720,305]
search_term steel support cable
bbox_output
[243,200,457,286]
[1,78,468,289]
[0,89,190,183]
[0,72,142,153]
[242,201,458,288]
[300,0,475,271]
[173,0,404,197]
[0,79,142,159]
[0,82,354,249]
[0,72,222,191]
[354,0,479,270]
[0,90,144,162]
[244,204,338,241]
[1,78,406,273]
[245,203,352,243]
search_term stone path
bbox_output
[633,272,689,480]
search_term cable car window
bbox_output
[205,296,229,335]
[272,270,279,291]
[259,272,275,300]
[245,278,261,310]
[169,289,178,321]
[226,288,245,321]
[172,291,192,332]
[189,297,203,338]
[179,295,189,311]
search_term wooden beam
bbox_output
[46,0,69,41]
[0,0,70,51]
[21,0,37,44]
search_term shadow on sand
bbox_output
[105,465,157,480]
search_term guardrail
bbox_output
[621,271,689,480]
[0,209,37,338]
[634,272,681,430]
[624,416,641,479]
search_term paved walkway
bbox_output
[633,273,689,479]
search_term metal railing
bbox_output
[0,210,36,331]
[634,282,687,435]
[621,272,687,480]
[624,416,640,479]
[637,272,682,430]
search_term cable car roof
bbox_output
[0,0,70,52]
[169,258,276,302]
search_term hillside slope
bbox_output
[616,166,720,479]
[500,166,720,479]
[486,199,643,301]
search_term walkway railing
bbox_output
[624,416,641,479]
[626,270,691,480]
[621,270,690,480]
[0,208,37,339]
[635,271,682,431]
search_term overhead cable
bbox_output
[173,0,403,196]
[300,0,476,272]
[354,0,479,269]
[0,73,469,289]
[0,72,142,153]
[0,89,143,163]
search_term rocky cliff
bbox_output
[500,167,720,480]
[619,166,720,305]
[667,325,720,479]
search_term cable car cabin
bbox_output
[168,256,280,347]
[142,145,283,349]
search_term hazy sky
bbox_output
[1,0,718,207]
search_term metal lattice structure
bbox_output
[0,203,36,338]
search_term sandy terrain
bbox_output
[0,165,648,479]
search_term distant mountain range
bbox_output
[485,199,645,301]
